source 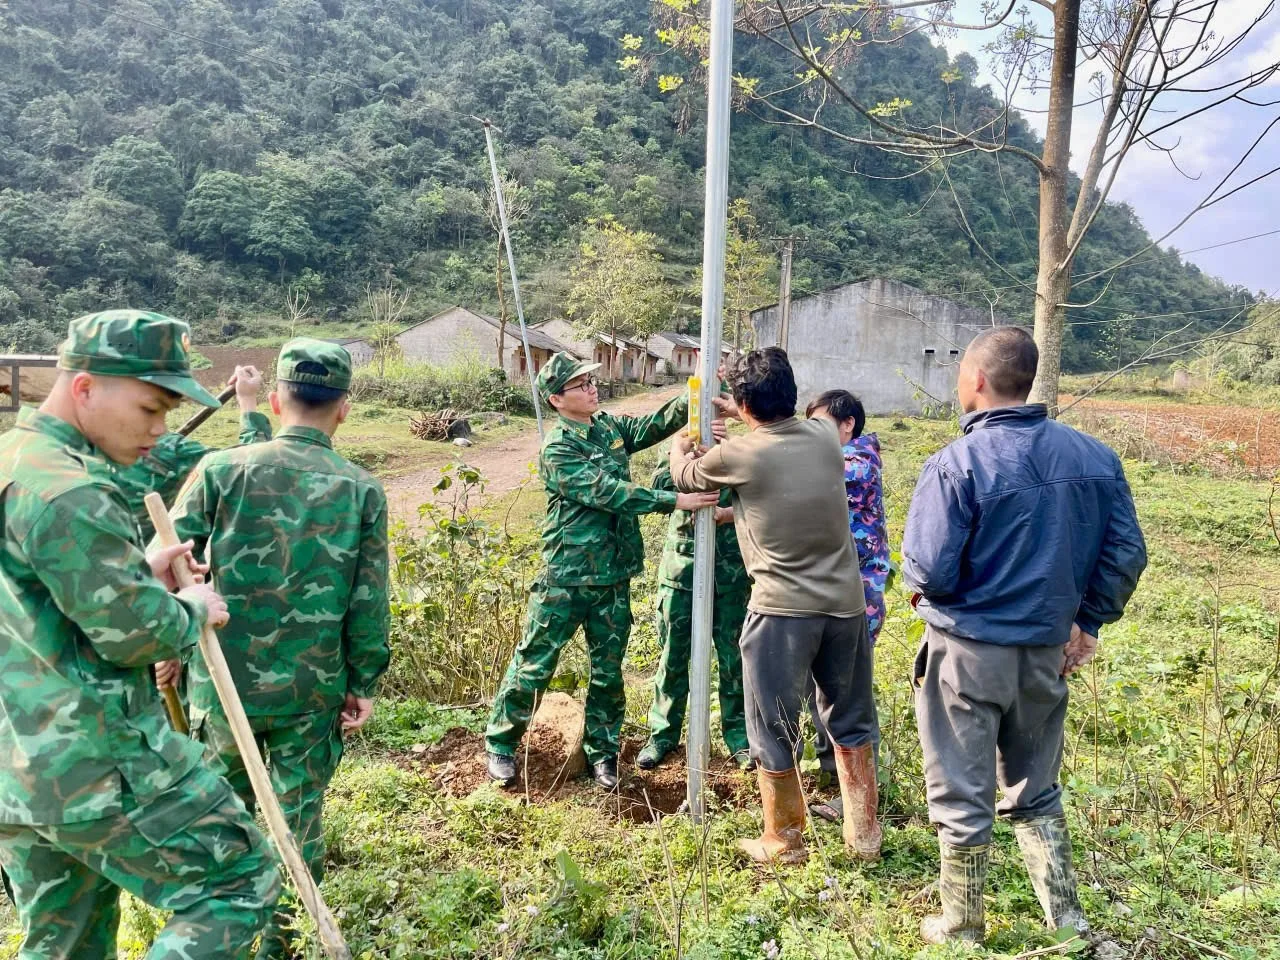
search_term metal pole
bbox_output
[481,120,545,437]
[778,238,794,350]
[687,0,734,823]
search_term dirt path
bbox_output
[385,385,684,520]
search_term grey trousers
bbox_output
[740,611,877,772]
[809,676,879,772]
[914,624,1068,847]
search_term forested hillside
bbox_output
[0,0,1255,369]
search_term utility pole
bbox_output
[777,237,794,350]
[480,118,544,437]
[687,0,734,824]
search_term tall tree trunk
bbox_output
[1029,0,1082,414]
[495,239,508,373]
[735,309,744,358]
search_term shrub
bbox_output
[383,464,540,704]
[351,353,533,415]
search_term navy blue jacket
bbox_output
[902,405,1146,647]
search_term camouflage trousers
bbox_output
[487,581,632,766]
[196,709,343,960]
[0,763,280,960]
[647,583,750,756]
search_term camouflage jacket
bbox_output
[116,411,273,541]
[540,393,688,587]
[167,425,391,717]
[652,467,751,594]
[0,408,208,825]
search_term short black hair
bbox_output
[967,326,1038,400]
[805,389,865,439]
[279,361,348,410]
[731,347,796,423]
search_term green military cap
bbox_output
[536,351,601,402]
[276,337,353,392]
[58,309,222,408]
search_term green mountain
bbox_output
[0,0,1254,370]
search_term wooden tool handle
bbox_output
[144,493,352,960]
[160,684,189,735]
[176,384,237,438]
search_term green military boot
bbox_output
[1014,816,1089,933]
[920,841,988,944]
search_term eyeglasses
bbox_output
[564,376,598,394]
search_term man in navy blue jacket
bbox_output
[903,326,1146,945]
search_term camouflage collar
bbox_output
[17,406,96,456]
[277,425,334,449]
[556,415,593,437]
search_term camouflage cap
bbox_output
[536,351,601,402]
[58,309,222,408]
[277,337,353,392]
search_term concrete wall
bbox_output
[341,340,374,366]
[752,278,995,415]
[397,307,496,369]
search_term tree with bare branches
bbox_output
[639,0,1279,408]
[284,286,311,339]
[366,276,409,378]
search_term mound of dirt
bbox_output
[391,726,760,822]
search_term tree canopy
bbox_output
[0,0,1255,371]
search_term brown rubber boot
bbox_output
[920,842,988,944]
[834,743,882,860]
[738,767,808,865]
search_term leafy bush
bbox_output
[351,353,533,415]
[383,464,540,704]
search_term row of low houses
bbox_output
[338,305,730,386]
[337,278,1005,414]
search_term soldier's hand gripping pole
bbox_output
[144,492,352,960]
[176,384,237,438]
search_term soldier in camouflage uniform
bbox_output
[118,364,272,542]
[485,352,718,789]
[164,338,390,960]
[636,465,752,771]
[0,309,280,959]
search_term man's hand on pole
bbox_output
[147,540,208,590]
[154,658,183,689]
[712,395,740,421]
[676,491,719,512]
[231,364,263,413]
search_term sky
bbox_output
[930,1,1279,297]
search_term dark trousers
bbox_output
[740,611,877,772]
[914,624,1068,847]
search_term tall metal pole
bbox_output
[482,120,545,436]
[687,0,734,823]
[778,238,794,350]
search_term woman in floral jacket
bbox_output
[805,389,891,820]
[807,389,891,639]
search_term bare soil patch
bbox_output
[193,344,282,390]
[391,726,757,822]
[1066,396,1280,475]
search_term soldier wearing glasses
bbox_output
[485,352,717,789]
